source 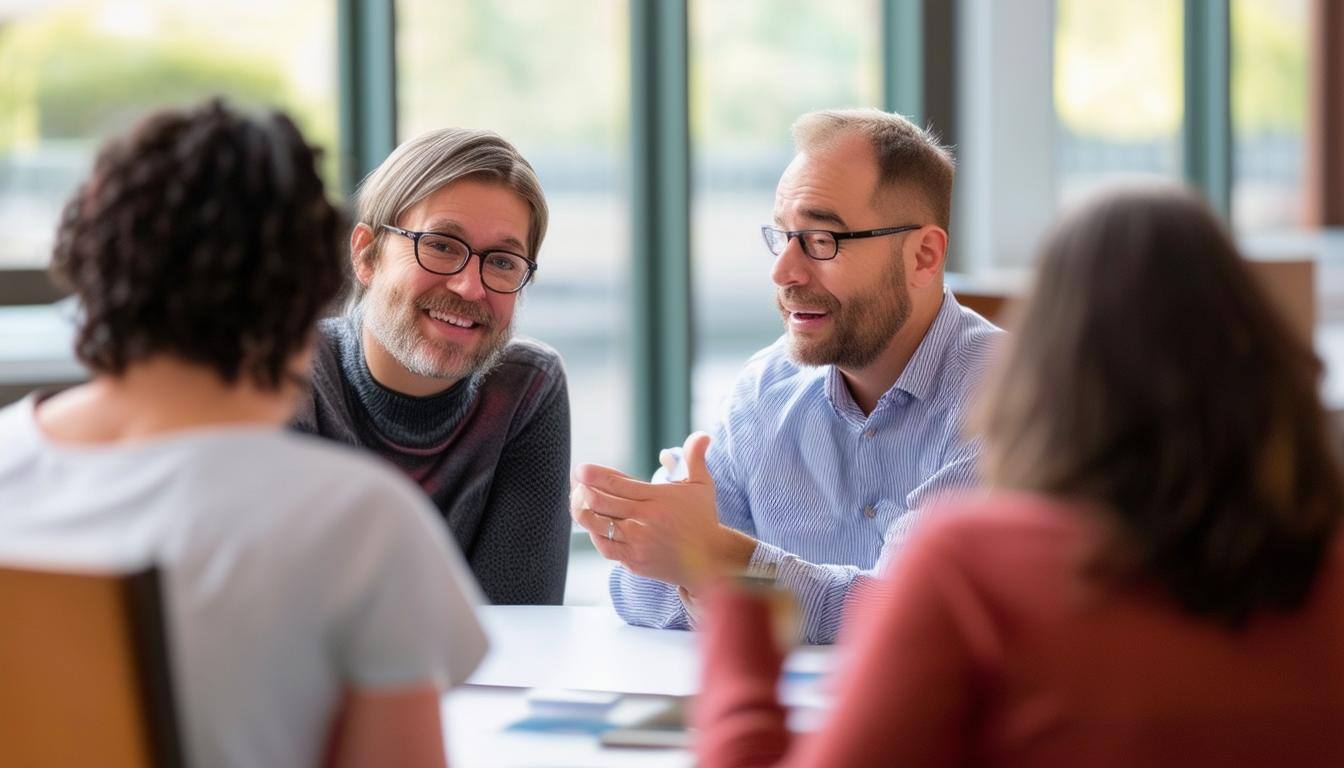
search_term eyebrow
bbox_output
[420,218,527,253]
[800,207,848,229]
[773,207,848,231]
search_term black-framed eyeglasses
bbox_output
[760,224,922,261]
[382,224,537,294]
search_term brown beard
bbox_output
[777,254,911,369]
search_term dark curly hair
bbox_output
[49,99,345,389]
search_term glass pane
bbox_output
[397,1,630,606]
[1231,0,1309,231]
[0,0,337,268]
[690,0,881,431]
[1054,0,1184,207]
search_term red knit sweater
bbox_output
[697,492,1344,767]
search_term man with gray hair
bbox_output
[294,128,571,605]
[572,108,1002,641]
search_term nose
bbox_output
[443,254,490,302]
[770,234,812,289]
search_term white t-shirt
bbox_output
[0,395,488,767]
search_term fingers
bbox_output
[574,462,658,502]
[576,507,635,563]
[681,431,713,484]
[568,482,591,523]
[588,521,632,562]
[572,496,646,551]
[573,501,617,540]
[573,462,633,488]
[572,483,643,521]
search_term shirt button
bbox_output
[864,429,876,438]
[863,505,877,519]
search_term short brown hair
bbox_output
[975,184,1344,627]
[792,108,955,229]
[49,100,344,388]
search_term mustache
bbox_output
[417,292,493,328]
[776,286,840,315]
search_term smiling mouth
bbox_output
[425,308,483,330]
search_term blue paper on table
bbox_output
[525,688,623,717]
[505,688,625,735]
[506,716,616,736]
[599,696,691,749]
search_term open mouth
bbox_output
[424,308,484,331]
[784,308,832,332]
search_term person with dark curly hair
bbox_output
[695,186,1344,767]
[291,128,572,606]
[0,101,486,768]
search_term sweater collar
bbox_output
[335,314,481,447]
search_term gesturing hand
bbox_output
[570,432,755,589]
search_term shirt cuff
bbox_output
[745,539,790,580]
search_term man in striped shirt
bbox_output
[572,108,1003,643]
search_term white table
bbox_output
[444,687,695,768]
[470,605,695,694]
[446,605,834,767]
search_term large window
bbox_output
[0,0,337,268]
[397,0,631,476]
[397,0,630,605]
[689,0,881,430]
[1053,0,1185,208]
[1231,0,1308,231]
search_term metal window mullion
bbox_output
[882,0,923,123]
[629,0,692,476]
[1182,0,1232,219]
[337,0,398,197]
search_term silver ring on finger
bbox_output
[606,517,616,542]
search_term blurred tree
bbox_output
[692,0,876,149]
[0,3,337,185]
[1055,0,1184,140]
[1055,0,1306,140]
[397,0,625,151]
[1232,0,1306,134]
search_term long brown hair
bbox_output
[976,185,1344,626]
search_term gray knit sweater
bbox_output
[292,316,571,605]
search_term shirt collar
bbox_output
[823,287,964,419]
[888,287,962,403]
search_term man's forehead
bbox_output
[415,215,527,249]
[399,185,531,251]
[774,143,927,228]
[774,157,876,227]
[772,203,848,229]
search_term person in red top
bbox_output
[695,184,1344,767]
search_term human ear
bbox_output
[350,223,378,287]
[907,225,948,289]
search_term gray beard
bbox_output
[357,299,512,383]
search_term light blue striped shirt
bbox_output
[610,288,1003,642]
